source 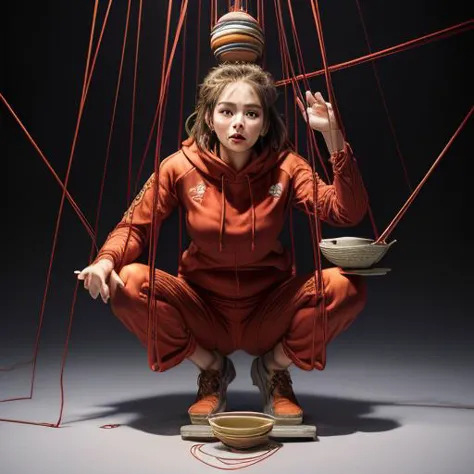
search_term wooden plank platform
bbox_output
[181,423,317,441]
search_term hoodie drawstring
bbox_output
[246,174,256,252]
[219,175,226,252]
[219,175,256,253]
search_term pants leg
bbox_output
[240,267,367,370]
[110,263,230,372]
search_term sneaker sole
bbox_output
[271,414,303,425]
[189,400,226,425]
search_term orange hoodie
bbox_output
[95,138,368,299]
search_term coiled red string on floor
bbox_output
[189,442,282,470]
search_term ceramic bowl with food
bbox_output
[319,237,396,269]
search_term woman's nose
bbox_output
[233,114,244,129]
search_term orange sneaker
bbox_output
[250,357,303,425]
[188,356,236,425]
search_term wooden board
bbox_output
[181,423,317,441]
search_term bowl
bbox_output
[319,237,396,269]
[215,432,271,450]
[208,412,275,449]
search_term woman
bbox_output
[77,62,368,425]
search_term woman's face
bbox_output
[211,80,266,157]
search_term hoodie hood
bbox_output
[181,137,289,184]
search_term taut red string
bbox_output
[376,106,473,243]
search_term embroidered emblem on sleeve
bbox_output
[122,174,155,221]
[189,181,207,203]
[268,182,283,199]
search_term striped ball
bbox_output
[210,11,264,63]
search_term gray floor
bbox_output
[1,335,473,474]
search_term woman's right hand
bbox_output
[76,259,124,303]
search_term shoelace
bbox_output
[269,370,296,400]
[196,369,221,398]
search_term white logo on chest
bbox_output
[268,182,283,199]
[189,181,207,203]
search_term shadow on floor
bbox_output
[66,391,400,437]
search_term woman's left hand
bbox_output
[296,91,338,133]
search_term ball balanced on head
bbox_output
[210,11,264,63]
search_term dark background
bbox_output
[2,1,473,358]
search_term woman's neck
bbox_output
[218,144,252,172]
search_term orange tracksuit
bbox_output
[95,138,368,371]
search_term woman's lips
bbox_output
[229,135,245,143]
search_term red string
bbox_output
[354,0,413,194]
[0,95,95,242]
[285,0,328,180]
[377,106,473,243]
[258,0,266,69]
[190,442,282,470]
[177,2,187,150]
[147,0,176,371]
[91,0,132,267]
[195,0,202,100]
[274,0,327,369]
[2,0,471,429]
[0,0,109,428]
[310,0,344,134]
[276,20,473,86]
[82,1,115,102]
[30,0,103,403]
[311,0,380,242]
[51,0,116,429]
[147,0,189,372]
[128,0,144,206]
[80,1,99,105]
[176,1,188,269]
[133,0,187,194]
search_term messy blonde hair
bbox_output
[190,62,289,153]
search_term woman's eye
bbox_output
[221,109,232,116]
[247,111,259,118]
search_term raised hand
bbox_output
[296,91,338,133]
